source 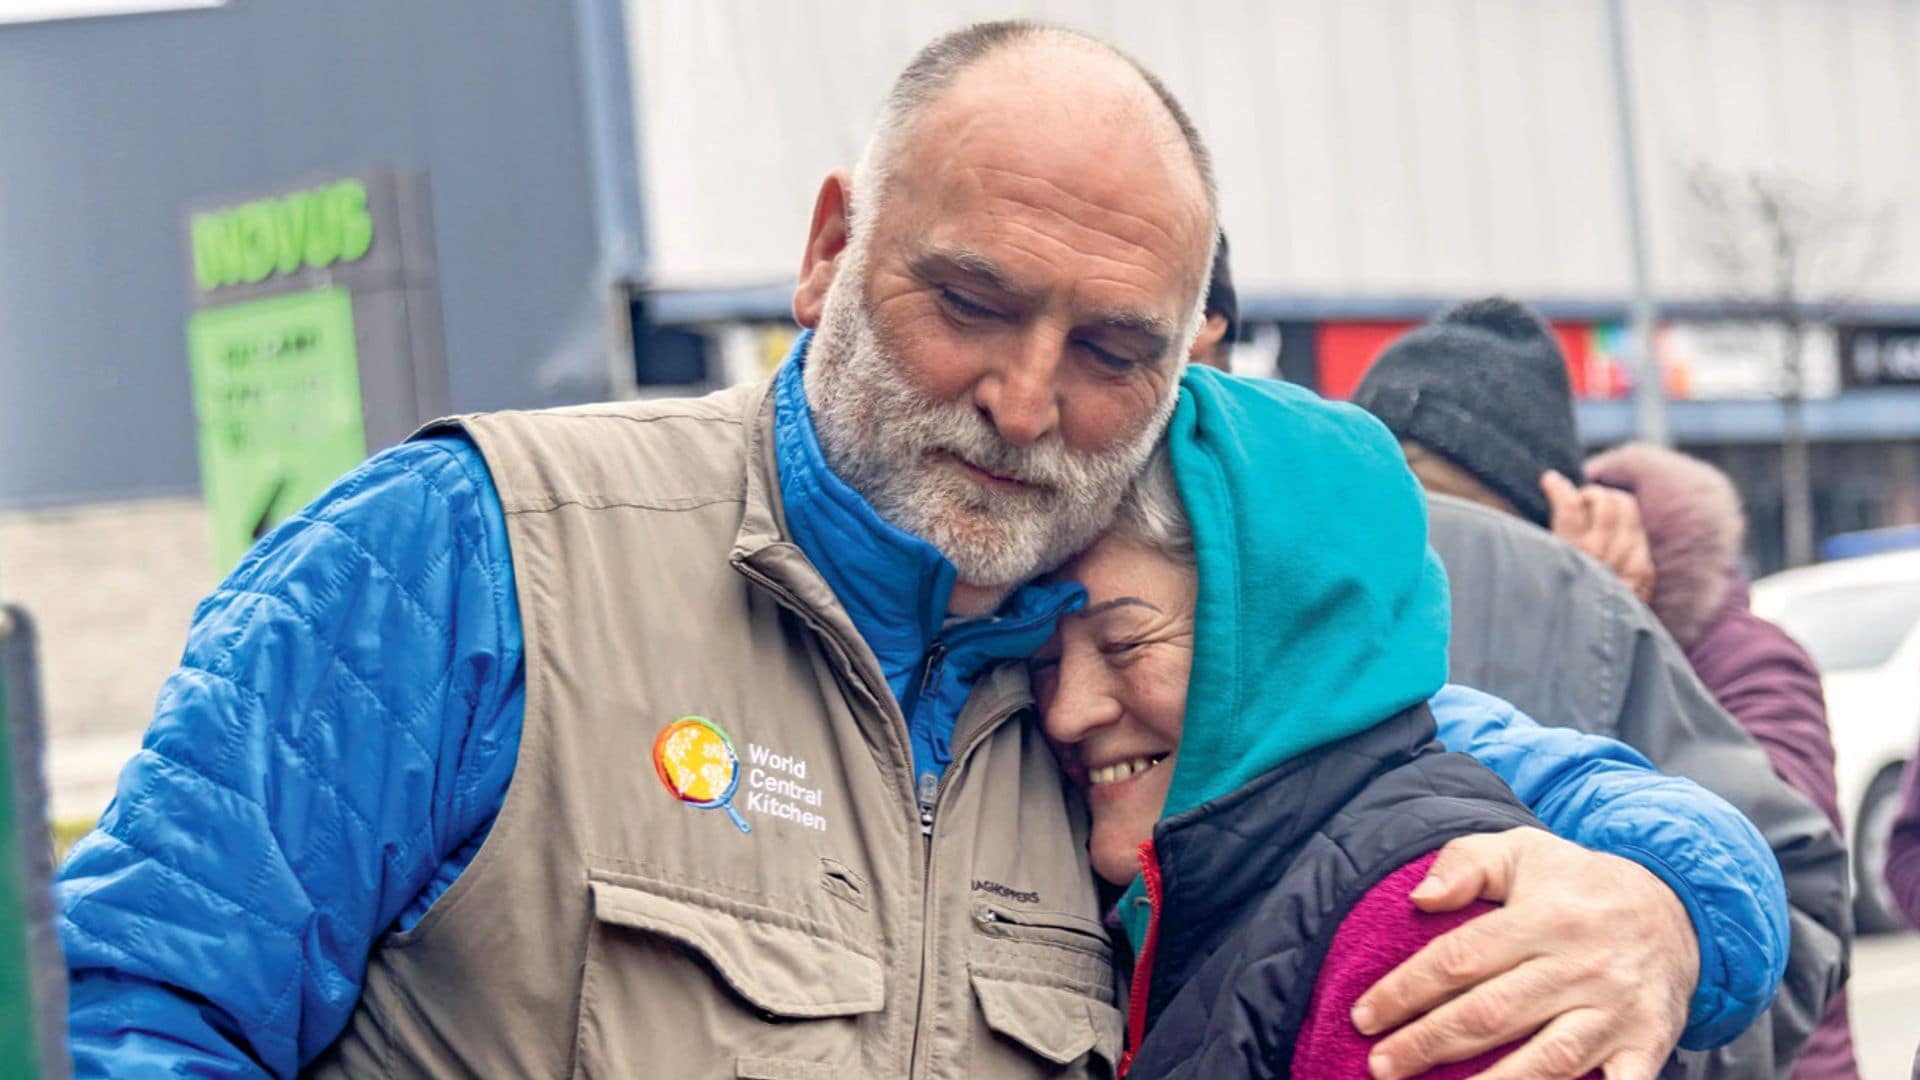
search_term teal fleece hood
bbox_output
[1118,367,1452,952]
[1161,366,1453,817]
[1121,367,1443,949]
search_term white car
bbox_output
[1752,549,1920,934]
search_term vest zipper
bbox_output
[910,642,949,836]
[903,641,949,724]
[907,695,1030,1080]
[1119,839,1165,1080]
[916,773,938,836]
[735,554,1069,1080]
[734,557,987,1080]
[973,903,1111,957]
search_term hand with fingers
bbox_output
[1350,827,1698,1080]
[1541,471,1655,605]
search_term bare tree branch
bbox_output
[1677,160,1898,567]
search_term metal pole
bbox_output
[1604,0,1671,446]
[572,0,648,286]
[572,0,649,399]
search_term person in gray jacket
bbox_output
[1408,493,1850,1078]
[1344,297,1850,1077]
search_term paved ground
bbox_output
[1855,931,1920,1079]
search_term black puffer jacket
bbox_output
[1122,706,1537,1079]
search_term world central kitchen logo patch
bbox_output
[652,718,829,834]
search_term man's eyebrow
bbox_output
[908,246,1035,301]
[1075,596,1163,619]
[910,243,1177,354]
[1085,307,1177,355]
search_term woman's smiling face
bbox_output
[1031,535,1197,885]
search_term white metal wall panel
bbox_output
[1630,0,1920,302]
[1245,1,1346,289]
[625,0,1920,305]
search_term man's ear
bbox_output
[1189,312,1231,370]
[792,170,855,328]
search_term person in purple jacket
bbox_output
[1886,753,1919,1080]
[1582,442,1857,1080]
[1886,756,1920,929]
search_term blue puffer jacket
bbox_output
[57,356,1788,1075]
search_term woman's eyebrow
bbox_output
[1076,596,1162,619]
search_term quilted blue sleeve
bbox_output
[55,436,525,1077]
[1431,683,1789,1052]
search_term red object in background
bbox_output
[1316,323,1415,400]
[1316,321,1599,400]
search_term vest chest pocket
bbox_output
[573,871,883,1080]
[967,904,1124,1078]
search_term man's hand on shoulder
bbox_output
[1351,826,1697,1080]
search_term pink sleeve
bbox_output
[1291,851,1600,1079]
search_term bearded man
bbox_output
[58,22,1784,1079]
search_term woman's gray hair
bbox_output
[1110,442,1194,567]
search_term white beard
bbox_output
[804,239,1177,589]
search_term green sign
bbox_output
[191,179,374,292]
[188,287,367,570]
[0,645,39,1078]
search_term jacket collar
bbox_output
[772,335,958,703]
[735,332,1082,726]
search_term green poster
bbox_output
[188,287,367,571]
[0,631,38,1078]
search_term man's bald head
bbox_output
[853,21,1217,237]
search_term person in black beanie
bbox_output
[1351,296,1658,601]
[1189,230,1238,369]
[1350,297,1584,528]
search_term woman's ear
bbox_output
[792,170,854,328]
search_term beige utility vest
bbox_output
[308,380,1123,1078]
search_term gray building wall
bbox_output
[0,0,610,507]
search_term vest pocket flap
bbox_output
[969,968,1121,1067]
[588,878,884,1018]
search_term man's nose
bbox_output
[975,333,1062,447]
